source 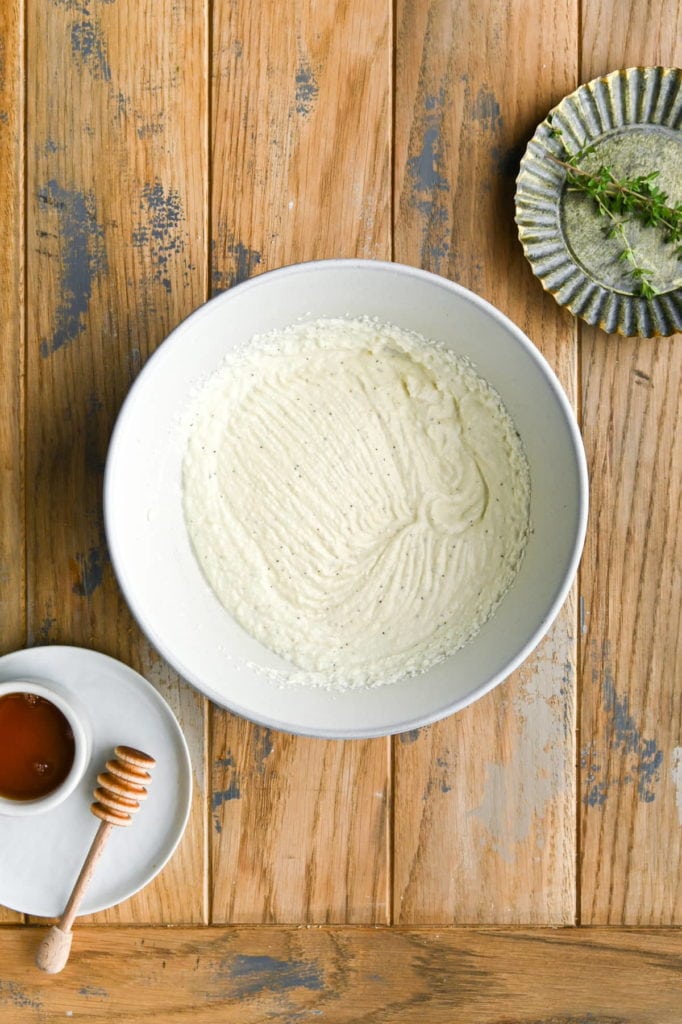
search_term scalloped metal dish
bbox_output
[515,67,682,337]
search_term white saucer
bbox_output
[0,646,192,918]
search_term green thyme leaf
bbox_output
[546,121,681,298]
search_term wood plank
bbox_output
[2,926,682,1022]
[25,0,208,924]
[209,0,391,924]
[0,0,25,927]
[581,0,682,73]
[578,1,682,927]
[210,0,390,292]
[210,721,388,923]
[393,0,579,924]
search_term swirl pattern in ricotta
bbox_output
[182,317,530,689]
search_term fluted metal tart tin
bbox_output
[515,67,682,337]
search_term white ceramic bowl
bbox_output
[0,679,91,816]
[105,260,588,738]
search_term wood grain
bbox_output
[210,722,389,923]
[578,0,682,927]
[24,0,208,924]
[581,0,682,76]
[209,0,391,924]
[0,0,680,999]
[0,0,25,927]
[2,925,682,1023]
[210,0,390,292]
[393,0,579,924]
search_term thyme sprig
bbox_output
[547,127,682,298]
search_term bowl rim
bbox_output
[104,258,589,738]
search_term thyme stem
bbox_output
[546,131,682,298]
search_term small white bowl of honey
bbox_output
[0,680,91,816]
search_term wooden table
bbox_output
[1,1,681,1020]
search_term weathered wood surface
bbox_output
[392,0,579,924]
[209,0,391,924]
[0,0,680,1009]
[24,0,208,924]
[2,926,682,1023]
[0,0,24,928]
[578,3,682,925]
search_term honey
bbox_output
[0,693,75,800]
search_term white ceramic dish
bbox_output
[0,678,92,817]
[105,259,588,739]
[0,646,192,917]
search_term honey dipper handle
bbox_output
[59,820,113,932]
[35,820,113,974]
[34,927,73,975]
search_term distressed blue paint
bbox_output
[226,955,323,997]
[637,737,664,803]
[406,85,451,267]
[52,0,113,80]
[408,125,449,193]
[86,391,104,417]
[295,60,319,116]
[211,273,226,295]
[70,19,111,81]
[72,545,105,597]
[254,725,273,766]
[212,238,262,295]
[51,0,117,11]
[582,672,664,806]
[78,985,108,998]
[603,673,639,754]
[0,981,43,1010]
[128,347,141,378]
[52,0,90,12]
[400,729,420,744]
[136,121,165,140]
[471,85,502,132]
[44,138,59,153]
[38,180,106,356]
[585,781,607,806]
[38,617,57,641]
[214,751,238,830]
[433,757,452,793]
[134,181,186,293]
[582,746,605,806]
[424,87,446,111]
[212,781,241,809]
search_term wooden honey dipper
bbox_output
[35,745,156,974]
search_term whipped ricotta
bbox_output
[182,317,530,689]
